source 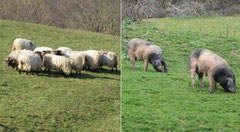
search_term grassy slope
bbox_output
[0,20,120,131]
[122,15,240,131]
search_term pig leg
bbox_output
[197,72,203,87]
[144,59,149,72]
[129,56,136,70]
[190,68,197,87]
[190,59,197,87]
[208,73,216,93]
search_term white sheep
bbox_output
[83,50,100,70]
[42,52,72,75]
[11,38,36,51]
[18,52,42,75]
[5,50,34,70]
[34,46,53,54]
[55,47,72,54]
[99,51,118,71]
[62,51,86,74]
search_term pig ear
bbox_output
[161,61,168,72]
[4,58,8,63]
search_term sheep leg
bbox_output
[208,73,216,93]
[115,66,118,72]
[144,59,148,72]
[18,70,21,74]
[129,56,135,70]
[26,72,28,75]
[48,69,51,75]
[111,67,113,71]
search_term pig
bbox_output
[189,49,236,93]
[126,38,167,72]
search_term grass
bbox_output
[122,16,240,132]
[0,20,120,131]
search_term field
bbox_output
[122,15,240,131]
[0,20,120,131]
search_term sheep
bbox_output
[34,46,53,54]
[55,51,86,75]
[126,38,167,72]
[4,50,34,70]
[99,51,118,71]
[18,52,42,75]
[11,38,36,51]
[83,50,100,70]
[189,49,236,93]
[42,51,72,75]
[55,47,72,55]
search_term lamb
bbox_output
[11,38,36,51]
[99,51,118,71]
[189,49,236,93]
[34,46,53,54]
[126,38,168,72]
[4,50,34,70]
[83,50,100,70]
[18,52,42,75]
[55,51,86,74]
[42,51,72,75]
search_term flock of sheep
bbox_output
[126,38,236,93]
[4,38,118,76]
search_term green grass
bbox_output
[122,16,240,131]
[0,20,120,131]
[145,15,240,37]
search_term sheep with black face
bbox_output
[4,50,34,70]
[126,38,167,72]
[189,49,236,93]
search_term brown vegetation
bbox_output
[0,0,120,35]
[123,0,240,20]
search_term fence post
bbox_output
[226,28,229,37]
[234,29,236,37]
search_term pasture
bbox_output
[122,15,240,131]
[0,20,120,131]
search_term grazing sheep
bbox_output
[126,38,167,72]
[34,46,53,54]
[189,49,236,93]
[99,51,118,71]
[55,51,86,75]
[83,50,100,70]
[42,51,72,75]
[55,47,72,55]
[11,38,36,51]
[18,52,42,75]
[4,50,34,70]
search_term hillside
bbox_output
[122,15,240,131]
[0,20,120,131]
